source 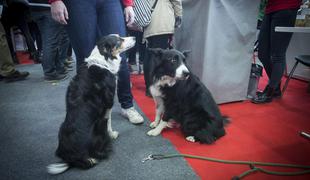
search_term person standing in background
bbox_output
[143,0,182,97]
[0,20,29,82]
[29,0,70,82]
[1,0,40,63]
[49,0,144,124]
[252,0,301,104]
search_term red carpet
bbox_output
[131,74,310,180]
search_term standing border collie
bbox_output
[47,34,136,174]
[146,48,228,144]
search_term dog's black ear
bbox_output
[96,37,113,59]
[148,48,163,57]
[182,50,191,58]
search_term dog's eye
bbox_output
[171,59,177,63]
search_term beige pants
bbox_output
[0,22,15,77]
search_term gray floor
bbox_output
[0,64,198,180]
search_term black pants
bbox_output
[1,5,37,58]
[127,30,145,65]
[143,34,172,91]
[258,9,297,88]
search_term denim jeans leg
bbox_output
[97,0,133,109]
[64,0,97,68]
[56,26,70,73]
[32,11,58,76]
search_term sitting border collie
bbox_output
[146,48,228,144]
[47,34,136,174]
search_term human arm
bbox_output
[49,0,68,25]
[170,0,183,28]
[123,0,135,27]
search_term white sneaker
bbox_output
[121,107,144,124]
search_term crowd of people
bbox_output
[0,0,303,106]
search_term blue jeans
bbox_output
[31,11,69,76]
[64,0,133,109]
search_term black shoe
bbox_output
[58,69,69,75]
[252,85,275,104]
[44,74,68,82]
[4,71,30,83]
[257,84,282,98]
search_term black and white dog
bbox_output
[147,48,228,144]
[47,34,136,174]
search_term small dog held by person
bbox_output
[47,34,136,174]
[146,48,229,144]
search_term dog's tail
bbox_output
[47,162,69,175]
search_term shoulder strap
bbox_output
[152,0,159,10]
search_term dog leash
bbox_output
[141,153,310,180]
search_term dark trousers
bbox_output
[258,9,297,88]
[1,5,37,58]
[29,21,42,52]
[143,34,172,91]
[31,11,69,76]
[64,0,133,109]
[127,30,145,65]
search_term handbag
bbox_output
[129,0,159,31]
[247,51,263,99]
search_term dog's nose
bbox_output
[183,71,190,79]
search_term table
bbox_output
[275,26,310,33]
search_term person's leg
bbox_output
[29,21,43,52]
[0,22,15,76]
[55,25,70,74]
[32,11,66,80]
[136,31,144,64]
[16,8,38,61]
[269,9,297,88]
[127,30,138,66]
[97,0,132,109]
[0,7,19,64]
[0,22,29,82]
[253,9,298,104]
[97,0,143,124]
[63,0,97,69]
[257,14,272,79]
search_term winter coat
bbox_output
[143,0,182,40]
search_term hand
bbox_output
[50,1,69,25]
[175,16,182,28]
[124,6,135,27]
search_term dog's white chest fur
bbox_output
[85,46,121,74]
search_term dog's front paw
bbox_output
[109,131,119,139]
[149,121,158,128]
[147,129,161,136]
[186,136,196,142]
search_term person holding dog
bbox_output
[252,0,301,104]
[49,0,144,124]
[142,0,183,97]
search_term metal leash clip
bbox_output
[142,154,154,163]
[142,154,166,163]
